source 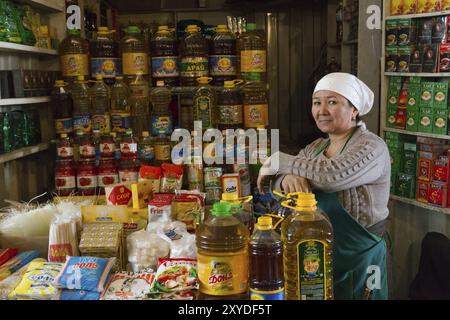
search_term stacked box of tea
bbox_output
[386,77,402,128]
[385,131,405,194]
[395,142,417,199]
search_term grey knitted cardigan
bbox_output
[269,123,391,228]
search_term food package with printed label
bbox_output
[149,258,198,294]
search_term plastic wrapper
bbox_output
[150,258,198,293]
[58,289,101,300]
[139,166,162,193]
[0,248,18,266]
[171,190,205,232]
[54,256,116,293]
[160,164,184,193]
[155,221,197,259]
[147,290,195,300]
[101,271,155,300]
[48,217,79,263]
[148,193,174,224]
[0,250,40,281]
[9,261,63,300]
[127,230,170,272]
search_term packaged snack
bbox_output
[127,230,170,272]
[139,166,162,193]
[150,258,198,293]
[54,256,116,292]
[156,221,197,259]
[160,163,184,193]
[101,271,155,300]
[48,218,79,263]
[58,289,101,300]
[391,0,404,15]
[131,180,154,209]
[172,190,206,232]
[403,0,418,13]
[0,251,40,281]
[148,193,175,223]
[417,0,434,13]
[10,261,63,300]
[0,248,18,266]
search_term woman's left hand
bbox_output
[281,175,312,194]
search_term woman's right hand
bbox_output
[281,175,311,194]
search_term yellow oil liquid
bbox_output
[281,207,334,300]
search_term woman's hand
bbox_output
[281,175,311,194]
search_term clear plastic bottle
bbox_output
[217,80,244,130]
[179,25,209,86]
[150,80,173,136]
[196,202,250,300]
[138,131,154,165]
[56,133,74,160]
[110,132,121,161]
[71,75,92,135]
[90,26,120,85]
[129,72,150,137]
[237,23,267,82]
[193,76,217,130]
[210,25,237,86]
[92,129,101,166]
[52,80,73,135]
[242,76,269,129]
[153,133,172,166]
[110,76,131,133]
[220,193,254,234]
[249,216,284,300]
[150,25,179,87]
[120,26,149,78]
[55,159,76,196]
[120,128,138,160]
[281,193,334,300]
[59,28,90,83]
[90,75,111,134]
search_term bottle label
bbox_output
[55,176,76,190]
[73,115,92,134]
[57,146,74,158]
[250,288,285,300]
[218,104,243,125]
[197,251,248,296]
[120,142,138,155]
[139,145,155,162]
[151,116,173,135]
[119,170,139,183]
[91,57,122,78]
[180,57,208,77]
[122,53,149,75]
[244,104,269,128]
[195,96,213,128]
[152,56,179,77]
[79,145,96,158]
[91,114,111,134]
[111,113,131,132]
[240,50,266,73]
[61,54,89,77]
[298,240,328,300]
[55,118,73,134]
[77,174,98,189]
[100,142,115,157]
[98,174,119,187]
[154,144,171,161]
[209,55,237,76]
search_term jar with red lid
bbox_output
[76,159,98,195]
[119,158,139,183]
[57,133,74,160]
[99,134,116,159]
[55,159,76,196]
[98,159,119,194]
[79,134,96,160]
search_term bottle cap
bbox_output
[196,77,212,85]
[67,28,80,35]
[156,80,165,87]
[246,73,261,81]
[186,25,200,33]
[95,75,103,80]
[116,76,123,80]
[126,26,141,34]
[77,75,85,81]
[158,25,169,31]
[54,80,66,87]
[142,131,149,137]
[223,81,235,89]
[256,216,273,231]
[246,23,257,31]
[216,25,228,32]
[211,202,232,217]
[61,133,68,138]
[97,26,110,34]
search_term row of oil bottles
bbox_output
[59,23,266,87]
[198,191,334,300]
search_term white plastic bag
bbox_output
[127,230,170,272]
[155,222,197,259]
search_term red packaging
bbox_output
[416,179,431,203]
[98,159,119,192]
[76,160,98,195]
[432,156,449,182]
[395,107,407,129]
[0,248,18,266]
[79,134,96,160]
[99,134,116,159]
[160,163,184,193]
[418,151,436,181]
[428,181,447,207]
[106,183,133,206]
[148,193,175,222]
[397,89,408,107]
[55,159,76,196]
[439,44,450,71]
[140,166,162,180]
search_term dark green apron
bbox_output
[313,133,388,300]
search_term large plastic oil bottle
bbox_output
[281,193,334,300]
[110,76,131,133]
[150,81,173,136]
[90,27,120,85]
[179,25,209,86]
[217,80,244,130]
[150,26,179,87]
[196,202,250,300]
[59,28,90,83]
[210,25,237,86]
[193,77,217,130]
[90,75,111,134]
[71,75,92,135]
[242,75,269,129]
[120,26,149,80]
[220,193,254,234]
[129,72,150,137]
[52,80,73,136]
[237,23,267,83]
[249,216,284,300]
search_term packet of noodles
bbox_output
[149,258,198,293]
[160,164,184,193]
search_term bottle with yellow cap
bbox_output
[59,28,90,83]
[217,79,244,130]
[249,216,284,300]
[129,72,150,137]
[90,75,111,134]
[193,76,217,130]
[179,25,209,86]
[120,26,148,79]
[150,25,179,87]
[220,193,254,234]
[71,76,92,135]
[196,202,250,300]
[210,25,237,85]
[52,80,73,135]
[280,192,334,300]
[150,81,173,136]
[90,27,120,85]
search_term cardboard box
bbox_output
[398,19,417,45]
[432,16,447,44]
[409,44,424,72]
[417,136,448,152]
[416,179,431,202]
[420,82,435,108]
[407,84,421,111]
[396,173,416,198]
[395,107,408,129]
[433,81,448,109]
[439,43,450,72]
[406,110,419,131]
[403,143,418,174]
[385,131,403,141]
[388,88,400,109]
[432,157,448,182]
[422,43,439,72]
[398,46,411,72]
[418,151,436,181]
[428,181,447,207]
[419,107,434,133]
[418,18,433,43]
[433,109,448,134]
[417,0,436,13]
[386,108,398,128]
[386,20,399,46]
[385,47,399,72]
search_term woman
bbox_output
[258,72,391,300]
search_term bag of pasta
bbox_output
[171,190,205,232]
[160,164,184,193]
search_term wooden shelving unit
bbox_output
[382,127,450,140]
[0,97,51,106]
[15,0,65,13]
[390,195,450,215]
[0,142,51,165]
[0,41,58,55]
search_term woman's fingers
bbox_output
[281,175,311,194]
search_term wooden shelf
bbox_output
[0,97,51,106]
[385,10,450,20]
[0,142,51,164]
[382,127,450,140]
[390,195,450,215]
[342,40,358,45]
[0,41,58,55]
[384,72,450,77]
[15,0,65,13]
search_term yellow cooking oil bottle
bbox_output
[280,192,334,300]
[196,202,249,300]
[220,193,254,234]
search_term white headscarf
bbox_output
[313,72,374,116]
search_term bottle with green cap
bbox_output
[90,26,120,85]
[280,192,334,300]
[249,216,284,300]
[150,25,179,87]
[59,28,90,82]
[237,23,267,82]
[217,79,244,130]
[210,25,237,85]
[120,26,148,78]
[179,25,209,86]
[196,202,250,300]
[220,192,254,233]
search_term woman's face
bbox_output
[312,90,359,134]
